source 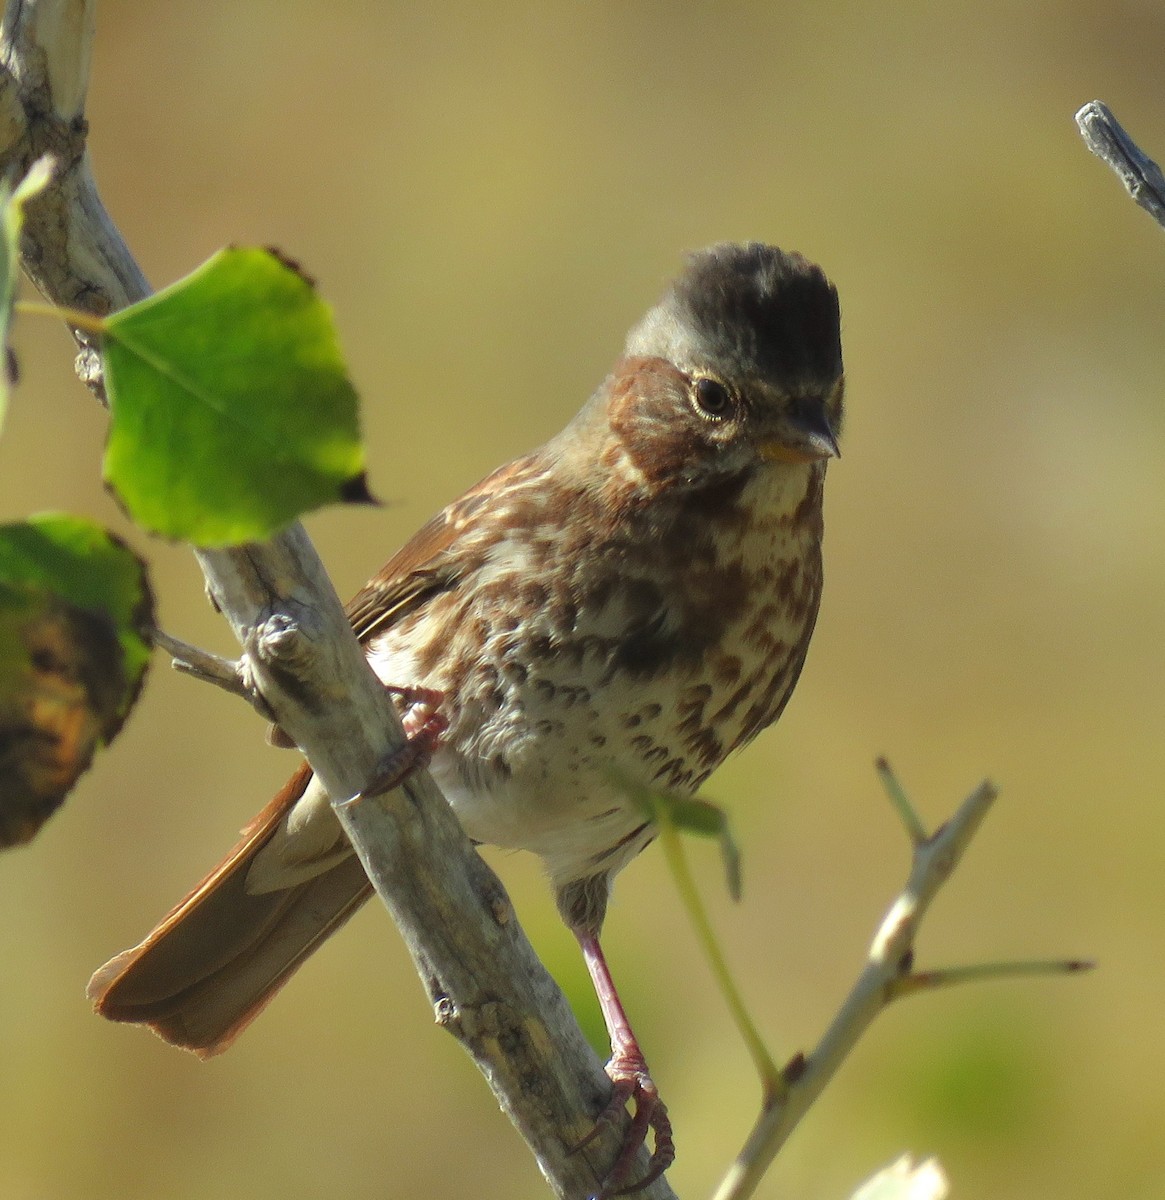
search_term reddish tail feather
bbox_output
[87,764,373,1056]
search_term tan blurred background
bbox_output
[2,2,1164,1197]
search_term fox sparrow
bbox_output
[89,242,843,1195]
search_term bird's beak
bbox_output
[760,399,841,464]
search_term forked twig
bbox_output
[708,765,1091,1200]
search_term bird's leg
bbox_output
[361,685,447,797]
[573,931,674,1197]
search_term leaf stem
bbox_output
[654,806,784,1098]
[15,299,107,336]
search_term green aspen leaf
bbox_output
[0,156,55,434]
[0,514,154,848]
[102,246,371,546]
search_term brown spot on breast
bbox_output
[775,561,801,603]
[613,614,679,678]
[527,634,553,659]
[679,683,713,710]
[713,680,754,724]
[655,756,687,784]
[713,654,743,685]
[682,726,723,770]
[732,632,813,751]
[502,659,528,686]
[553,597,579,633]
[743,605,790,656]
[521,580,550,609]
[558,684,591,708]
[792,469,825,527]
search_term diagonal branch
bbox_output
[1076,100,1165,233]
[0,3,676,1197]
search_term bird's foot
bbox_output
[363,685,447,796]
[574,1053,674,1198]
[385,684,445,739]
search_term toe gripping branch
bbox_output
[572,932,675,1197]
[573,1060,674,1198]
[361,685,447,798]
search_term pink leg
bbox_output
[573,933,674,1197]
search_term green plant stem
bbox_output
[654,808,784,1100]
[15,299,107,336]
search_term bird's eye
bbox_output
[693,376,734,419]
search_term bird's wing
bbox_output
[344,452,540,644]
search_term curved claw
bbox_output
[574,1062,675,1199]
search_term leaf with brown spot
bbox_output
[0,516,154,848]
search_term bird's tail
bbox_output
[87,763,372,1057]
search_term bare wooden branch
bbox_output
[151,627,272,713]
[1,3,675,1196]
[1076,100,1165,232]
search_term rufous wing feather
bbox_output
[343,453,537,642]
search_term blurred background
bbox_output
[2,2,1163,1197]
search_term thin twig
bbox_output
[151,627,267,709]
[153,628,242,692]
[710,767,1086,1200]
[875,755,926,846]
[1076,100,1165,232]
[896,957,1092,998]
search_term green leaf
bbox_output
[102,246,371,546]
[0,156,54,434]
[0,514,154,848]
